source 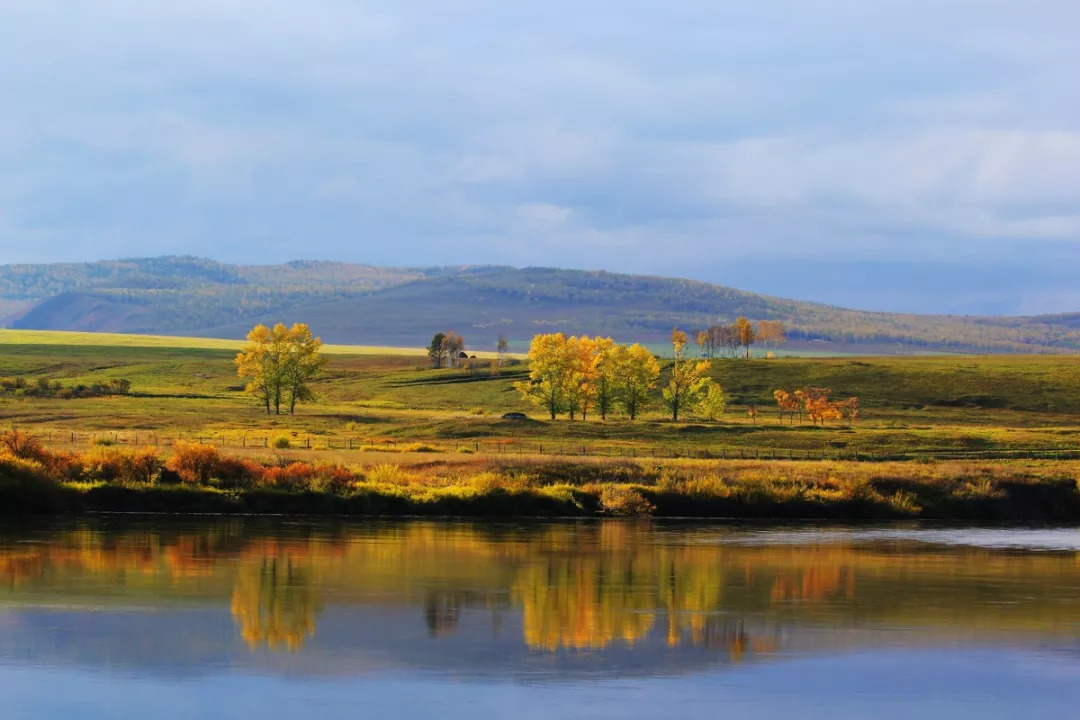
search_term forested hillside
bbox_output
[3,257,1079,353]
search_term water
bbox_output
[2,518,1080,719]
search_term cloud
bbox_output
[0,0,1078,312]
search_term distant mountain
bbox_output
[3,256,1080,353]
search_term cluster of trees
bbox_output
[0,377,131,399]
[235,323,325,415]
[427,332,467,368]
[773,388,860,426]
[516,334,658,421]
[696,319,785,359]
[516,331,724,422]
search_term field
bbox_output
[1,330,1079,519]
[1,330,1079,462]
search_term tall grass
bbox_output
[1,431,1079,520]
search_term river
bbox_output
[1,518,1078,718]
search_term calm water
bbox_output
[2,519,1080,719]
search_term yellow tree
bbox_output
[235,324,279,414]
[514,333,572,420]
[235,323,324,415]
[757,320,786,351]
[592,337,620,421]
[565,336,599,421]
[663,328,712,421]
[616,344,660,420]
[283,323,326,415]
[735,317,756,359]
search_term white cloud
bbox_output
[0,0,1079,312]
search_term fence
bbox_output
[20,429,1080,463]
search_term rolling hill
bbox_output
[2,257,1080,353]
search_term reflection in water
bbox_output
[1,520,1079,668]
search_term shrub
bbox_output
[365,464,415,486]
[94,437,115,447]
[166,442,222,485]
[272,435,291,449]
[0,429,48,462]
[402,442,438,453]
[599,485,655,517]
[262,462,315,490]
[79,446,162,485]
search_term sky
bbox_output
[1,1,1078,315]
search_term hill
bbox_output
[3,257,1080,353]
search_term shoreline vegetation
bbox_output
[2,434,1078,521]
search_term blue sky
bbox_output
[1,1,1078,314]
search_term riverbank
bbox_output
[2,440,1079,521]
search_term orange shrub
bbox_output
[165,442,223,485]
[261,462,315,490]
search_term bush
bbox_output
[165,442,222,485]
[272,435,291,449]
[79,446,161,485]
[0,429,48,462]
[402,442,439,453]
[599,485,655,517]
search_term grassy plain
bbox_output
[0,331,1078,460]
[1,331,1079,518]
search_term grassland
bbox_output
[1,331,1079,518]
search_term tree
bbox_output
[428,333,447,368]
[514,333,573,420]
[592,337,619,420]
[696,330,711,358]
[747,404,759,425]
[698,383,726,421]
[663,328,712,421]
[718,325,740,359]
[564,336,598,421]
[236,323,324,415]
[616,344,660,420]
[236,324,279,414]
[444,332,465,368]
[773,389,798,425]
[496,334,509,367]
[840,396,861,427]
[282,323,325,415]
[735,317,756,359]
[757,320,786,351]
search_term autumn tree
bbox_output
[735,317,756,359]
[236,324,279,414]
[773,389,799,425]
[663,328,713,421]
[282,324,326,415]
[840,397,861,427]
[236,323,324,415]
[444,332,465,368]
[757,320,786,351]
[565,336,598,421]
[718,325,740,359]
[591,337,620,421]
[616,343,660,420]
[515,333,573,420]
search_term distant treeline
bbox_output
[0,377,131,399]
